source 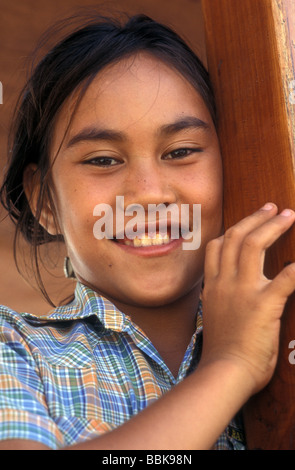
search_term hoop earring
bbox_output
[64,256,76,279]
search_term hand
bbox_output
[201,203,295,395]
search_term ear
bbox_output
[23,164,60,236]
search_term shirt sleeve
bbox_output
[0,310,65,449]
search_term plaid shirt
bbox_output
[0,282,245,449]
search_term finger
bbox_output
[204,236,224,280]
[237,209,295,280]
[219,203,278,277]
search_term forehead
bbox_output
[52,53,213,151]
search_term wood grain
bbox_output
[202,0,295,449]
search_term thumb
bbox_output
[269,262,295,302]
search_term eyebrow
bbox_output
[66,127,125,148]
[159,116,211,136]
[65,116,211,149]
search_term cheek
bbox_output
[184,163,223,205]
[203,157,223,205]
[50,180,94,240]
[186,162,223,235]
[203,173,223,228]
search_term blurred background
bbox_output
[0,0,206,314]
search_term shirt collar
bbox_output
[24,282,131,332]
[23,281,203,336]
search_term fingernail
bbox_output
[261,203,274,210]
[280,209,294,217]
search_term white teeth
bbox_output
[127,233,170,247]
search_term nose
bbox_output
[123,159,178,209]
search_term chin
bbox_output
[123,283,197,309]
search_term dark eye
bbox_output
[163,148,203,160]
[84,156,121,167]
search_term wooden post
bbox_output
[202,0,295,449]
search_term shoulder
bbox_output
[0,304,28,329]
[0,297,101,367]
[0,304,37,346]
[0,304,58,348]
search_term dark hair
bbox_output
[0,13,216,305]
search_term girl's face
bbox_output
[46,53,223,308]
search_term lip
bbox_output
[112,236,184,257]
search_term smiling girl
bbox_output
[0,14,295,450]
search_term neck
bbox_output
[112,284,202,377]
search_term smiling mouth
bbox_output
[119,233,171,247]
[112,225,180,247]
